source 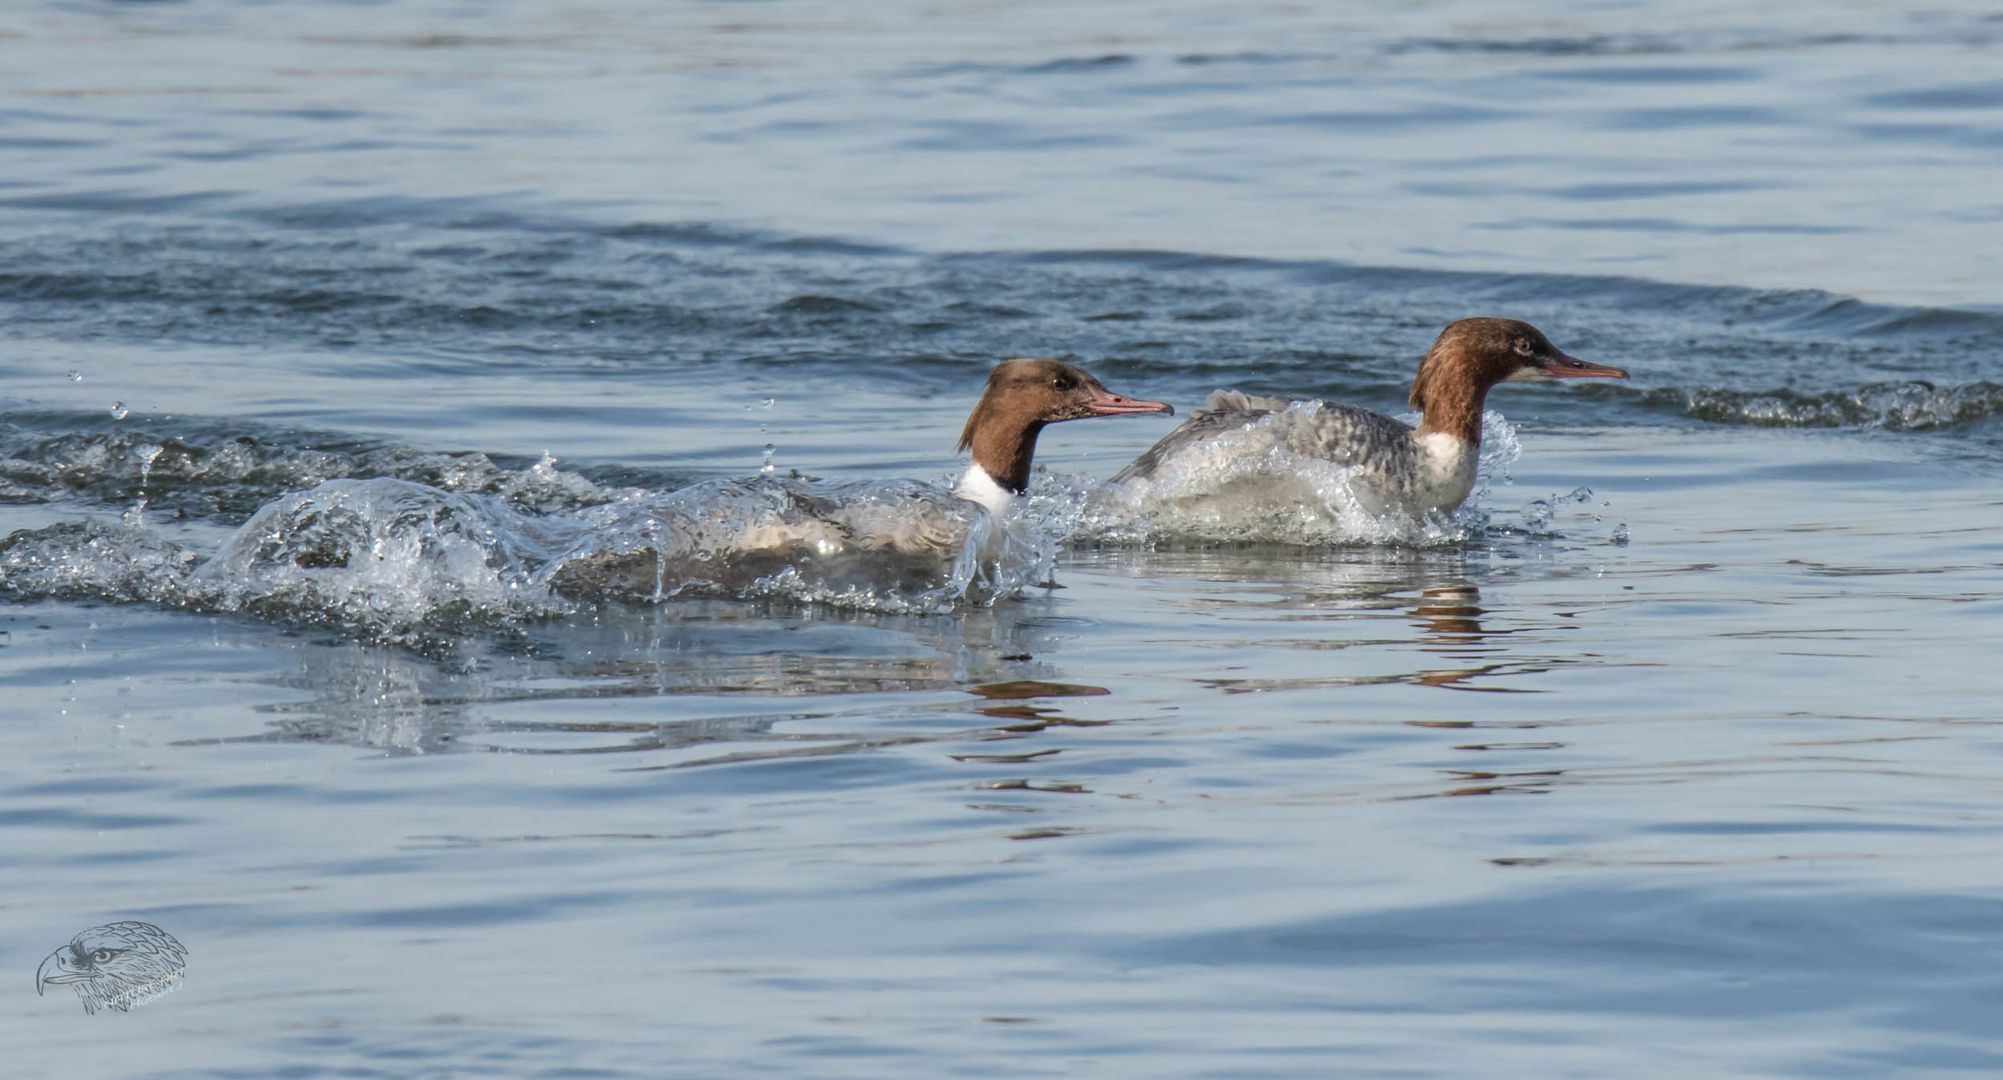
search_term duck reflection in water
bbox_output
[1409,583,1494,688]
[1402,583,1568,798]
[1413,583,1486,640]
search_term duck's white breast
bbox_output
[1408,431,1479,514]
[955,463,1013,516]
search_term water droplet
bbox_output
[67,369,83,382]
[110,401,128,420]
[1522,498,1554,532]
[123,443,165,528]
[762,397,776,409]
[1610,523,1630,545]
[759,442,777,475]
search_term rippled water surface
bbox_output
[5,2,2003,1077]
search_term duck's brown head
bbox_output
[958,359,1174,494]
[1409,318,1627,443]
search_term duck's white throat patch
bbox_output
[956,463,1014,515]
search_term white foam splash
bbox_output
[0,521,199,606]
[0,469,1093,642]
[189,478,578,634]
[545,474,1064,614]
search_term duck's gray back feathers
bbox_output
[1112,389,1420,485]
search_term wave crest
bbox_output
[0,421,640,521]
[1649,380,2003,429]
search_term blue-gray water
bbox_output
[5,2,2003,1076]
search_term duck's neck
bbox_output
[960,413,1042,509]
[1411,375,1491,446]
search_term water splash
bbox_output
[109,401,128,420]
[1489,485,1627,546]
[1,469,1087,643]
[545,474,1061,614]
[121,443,165,529]
[189,478,578,637]
[757,396,778,474]
[0,480,580,646]
[1516,486,1595,534]
[0,521,200,607]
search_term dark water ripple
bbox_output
[5,208,2001,422]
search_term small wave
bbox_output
[1021,55,1135,74]
[1068,410,1521,547]
[982,248,2003,349]
[11,204,2003,402]
[0,419,639,521]
[767,294,885,315]
[1175,51,1323,67]
[1382,25,1960,60]
[1647,381,2003,429]
[898,54,1136,79]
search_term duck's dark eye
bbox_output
[90,949,115,964]
[1052,374,1078,391]
[1513,338,1532,356]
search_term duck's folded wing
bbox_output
[1293,401,1418,465]
[1114,390,1421,482]
[1111,390,1299,483]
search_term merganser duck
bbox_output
[1112,317,1626,518]
[955,358,1176,516]
[545,359,1171,601]
[720,357,1173,553]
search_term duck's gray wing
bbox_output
[1111,390,1301,484]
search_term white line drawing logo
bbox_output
[36,921,187,1014]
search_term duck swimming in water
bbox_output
[1111,317,1626,519]
[546,359,1171,602]
[729,356,1173,553]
